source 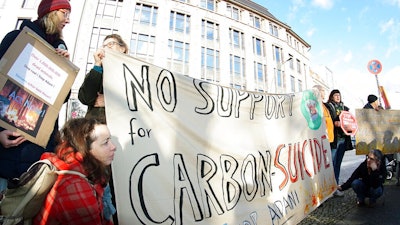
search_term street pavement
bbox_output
[299,149,400,225]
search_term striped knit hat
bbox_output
[37,0,71,19]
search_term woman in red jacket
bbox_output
[33,118,116,225]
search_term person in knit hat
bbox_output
[37,0,71,19]
[0,0,72,194]
[325,89,353,197]
[363,94,380,110]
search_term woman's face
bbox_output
[332,93,341,103]
[56,9,70,32]
[102,38,126,53]
[90,124,116,166]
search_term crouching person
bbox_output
[337,149,386,207]
[33,118,116,225]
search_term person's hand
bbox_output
[0,130,26,148]
[94,93,105,107]
[55,48,70,59]
[93,49,105,66]
[337,185,342,191]
[370,161,378,171]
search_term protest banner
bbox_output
[103,50,336,225]
[0,27,79,147]
[355,109,400,155]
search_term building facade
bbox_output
[0,0,320,120]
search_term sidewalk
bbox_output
[299,179,400,225]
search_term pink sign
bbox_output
[340,111,358,136]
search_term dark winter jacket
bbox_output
[78,66,106,123]
[340,158,386,191]
[363,103,374,109]
[0,19,68,179]
[325,101,353,150]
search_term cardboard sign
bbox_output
[0,26,79,147]
[355,109,400,155]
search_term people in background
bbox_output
[313,85,334,143]
[363,94,380,110]
[78,34,128,124]
[78,34,128,221]
[33,118,116,224]
[0,0,71,192]
[337,149,386,207]
[325,89,352,197]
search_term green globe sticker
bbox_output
[301,90,322,130]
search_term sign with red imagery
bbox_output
[339,111,358,136]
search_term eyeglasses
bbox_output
[102,41,121,48]
[58,9,70,20]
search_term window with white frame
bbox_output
[201,47,220,82]
[254,61,266,91]
[269,23,278,37]
[170,11,190,34]
[130,33,155,57]
[227,4,241,21]
[288,54,294,69]
[290,75,295,92]
[296,59,301,73]
[168,39,190,75]
[97,0,123,19]
[229,28,244,49]
[250,14,262,29]
[253,37,265,56]
[202,20,219,41]
[168,39,189,62]
[201,0,215,11]
[86,27,118,72]
[230,54,245,87]
[298,79,302,91]
[134,3,158,27]
[273,45,282,62]
[287,34,292,46]
[277,69,283,88]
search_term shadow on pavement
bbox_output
[299,179,400,225]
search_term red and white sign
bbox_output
[340,111,358,136]
[367,59,382,75]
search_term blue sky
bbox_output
[255,0,400,109]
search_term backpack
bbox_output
[0,159,86,225]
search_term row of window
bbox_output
[88,0,305,92]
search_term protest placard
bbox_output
[102,50,336,225]
[355,109,400,155]
[0,26,79,147]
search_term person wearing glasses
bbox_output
[0,0,71,193]
[78,34,128,222]
[337,149,386,207]
[78,34,128,124]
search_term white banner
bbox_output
[103,50,336,225]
